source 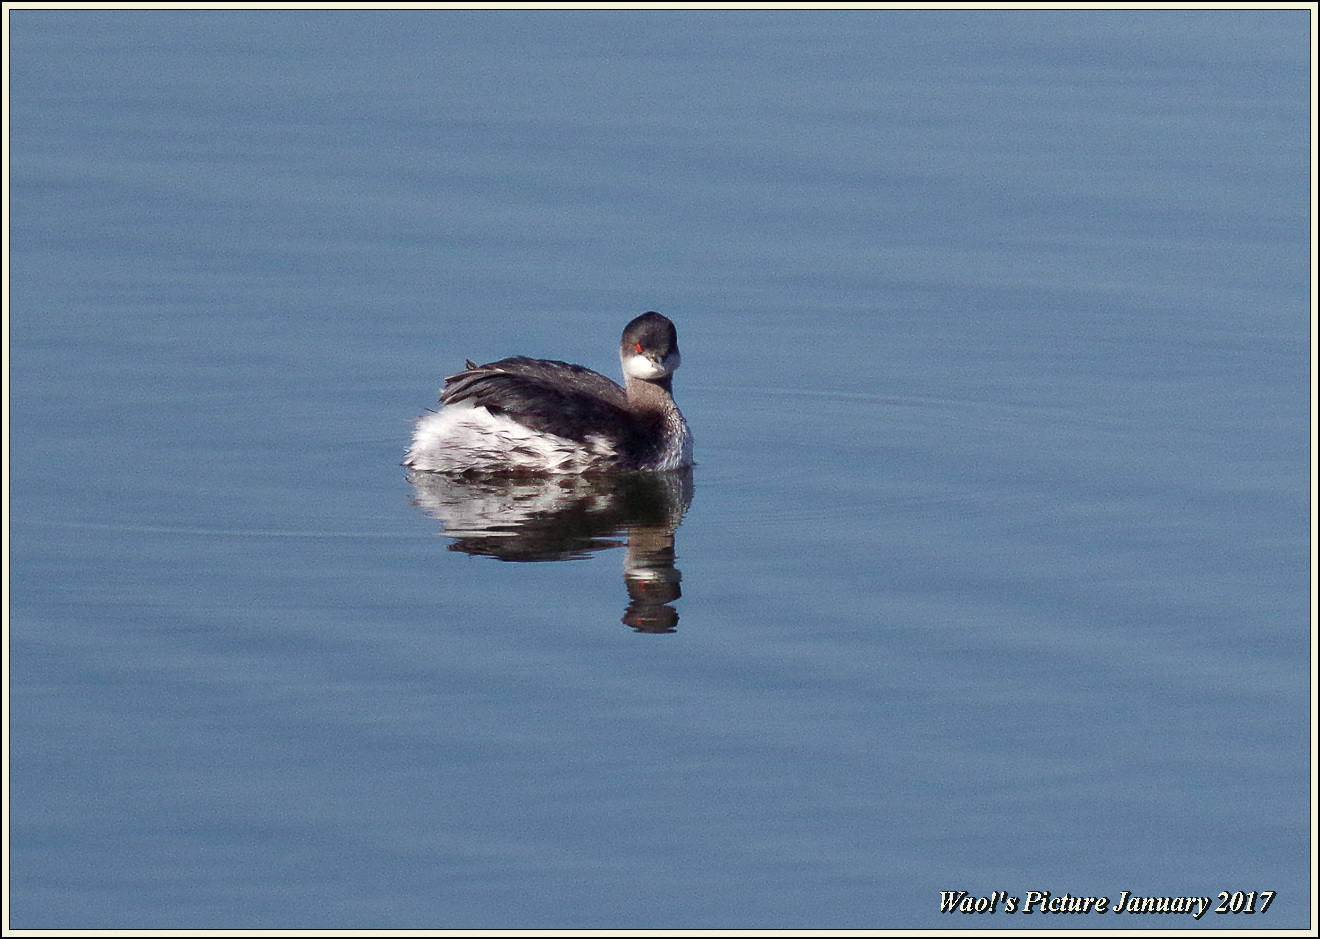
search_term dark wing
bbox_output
[448,356,629,408]
[440,356,634,445]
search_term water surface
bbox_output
[8,9,1312,929]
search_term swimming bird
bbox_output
[404,312,693,474]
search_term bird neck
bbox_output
[625,374,675,414]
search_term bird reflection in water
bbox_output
[407,469,693,633]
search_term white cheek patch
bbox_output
[622,352,679,380]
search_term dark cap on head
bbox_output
[621,312,679,356]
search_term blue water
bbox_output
[8,9,1312,930]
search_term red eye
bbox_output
[634,342,644,354]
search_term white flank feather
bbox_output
[404,401,619,474]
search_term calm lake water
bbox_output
[8,8,1312,930]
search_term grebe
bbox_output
[404,312,693,474]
